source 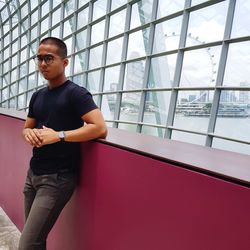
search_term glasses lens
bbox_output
[34,55,54,65]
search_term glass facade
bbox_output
[0,0,249,155]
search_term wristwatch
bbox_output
[58,131,65,142]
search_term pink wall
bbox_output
[1,114,250,250]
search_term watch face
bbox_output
[59,131,65,141]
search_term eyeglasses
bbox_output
[33,54,61,65]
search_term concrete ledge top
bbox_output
[1,108,250,186]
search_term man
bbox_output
[18,37,107,250]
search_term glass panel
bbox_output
[9,98,16,109]
[29,58,36,73]
[118,123,137,132]
[11,55,18,68]
[109,9,126,38]
[65,0,75,17]
[143,91,171,127]
[124,60,145,90]
[20,63,27,78]
[11,42,18,55]
[52,8,61,27]
[18,94,25,109]
[53,0,61,9]
[191,0,207,6]
[231,0,250,38]
[88,45,103,70]
[31,26,38,40]
[148,54,177,88]
[28,73,36,89]
[30,0,39,11]
[91,20,105,45]
[127,28,150,59]
[3,48,9,60]
[111,0,127,11]
[41,1,50,16]
[31,10,38,26]
[223,42,250,87]
[4,34,10,48]
[41,17,49,34]
[171,130,206,146]
[157,0,184,18]
[51,26,60,37]
[186,1,228,46]
[21,34,28,48]
[78,0,89,8]
[64,37,73,55]
[18,78,27,93]
[141,126,165,138]
[106,37,123,65]
[103,66,120,92]
[87,70,101,93]
[153,16,182,53]
[174,90,215,132]
[130,0,153,29]
[74,52,87,73]
[180,46,221,87]
[12,26,18,41]
[75,29,87,51]
[214,90,250,142]
[11,69,17,83]
[77,7,89,30]
[3,60,9,74]
[63,18,74,38]
[93,0,107,21]
[101,94,117,119]
[21,17,29,32]
[20,4,28,19]
[65,57,71,76]
[120,92,142,121]
[10,83,17,97]
[212,138,250,156]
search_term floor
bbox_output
[0,207,20,250]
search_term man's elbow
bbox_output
[99,126,108,139]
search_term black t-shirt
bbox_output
[27,80,98,175]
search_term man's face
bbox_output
[36,43,68,82]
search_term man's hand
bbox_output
[38,126,60,146]
[23,128,43,147]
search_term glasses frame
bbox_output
[33,54,64,65]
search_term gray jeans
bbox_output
[18,168,76,250]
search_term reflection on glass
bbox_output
[157,0,184,18]
[180,46,220,87]
[63,18,74,38]
[127,28,150,59]
[87,70,100,93]
[75,29,87,51]
[101,94,117,120]
[171,130,205,146]
[88,45,103,70]
[93,0,107,21]
[91,20,105,45]
[143,91,171,130]
[109,9,126,38]
[231,0,250,38]
[212,138,250,155]
[141,126,165,138]
[214,90,250,142]
[153,17,182,53]
[77,8,89,30]
[106,37,123,65]
[104,66,120,91]
[124,60,145,91]
[186,1,228,46]
[120,92,142,122]
[149,54,177,88]
[130,0,153,29]
[74,52,86,74]
[173,90,214,132]
[223,42,250,87]
[65,0,75,17]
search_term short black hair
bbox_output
[39,37,67,58]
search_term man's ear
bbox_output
[63,58,69,67]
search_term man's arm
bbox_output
[22,117,43,147]
[39,108,107,146]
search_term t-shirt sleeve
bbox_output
[71,86,98,117]
[27,91,38,118]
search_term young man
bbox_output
[18,37,107,250]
